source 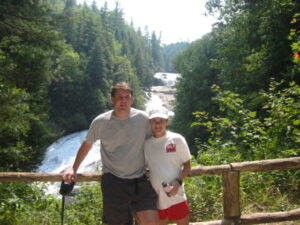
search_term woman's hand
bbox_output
[167,180,181,197]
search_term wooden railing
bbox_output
[1,157,300,225]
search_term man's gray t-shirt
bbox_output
[86,108,150,179]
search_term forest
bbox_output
[0,0,299,224]
[0,0,169,172]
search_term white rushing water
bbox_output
[37,73,179,194]
[154,72,180,86]
[37,131,101,194]
[145,92,174,117]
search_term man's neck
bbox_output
[113,108,131,118]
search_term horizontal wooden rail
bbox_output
[239,208,300,224]
[190,164,231,175]
[0,157,299,225]
[190,157,300,176]
[0,157,299,182]
[189,208,300,225]
[0,172,101,182]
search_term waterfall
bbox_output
[37,73,179,194]
[154,72,180,86]
[37,131,101,194]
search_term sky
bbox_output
[77,0,217,45]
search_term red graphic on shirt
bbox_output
[166,143,176,152]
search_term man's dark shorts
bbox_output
[101,173,158,225]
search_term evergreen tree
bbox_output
[173,0,300,152]
[206,0,299,106]
[0,0,62,171]
[172,34,219,152]
[0,0,166,170]
[62,0,77,45]
[162,42,190,73]
[151,32,164,72]
[48,45,88,133]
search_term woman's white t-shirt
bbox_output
[144,131,191,209]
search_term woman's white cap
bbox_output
[149,108,169,119]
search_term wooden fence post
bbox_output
[222,171,241,222]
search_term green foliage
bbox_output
[47,0,160,132]
[238,170,299,218]
[64,183,103,225]
[171,34,220,153]
[193,81,300,164]
[170,1,300,221]
[0,83,31,139]
[1,0,164,171]
[2,0,299,223]
[151,32,164,72]
[0,0,64,171]
[0,182,103,225]
[185,172,223,222]
[162,42,190,73]
[205,0,299,103]
[187,81,300,221]
[0,0,61,92]
[49,45,91,133]
[288,5,300,81]
[0,63,43,172]
[172,1,300,153]
[0,182,60,225]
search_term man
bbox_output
[144,108,191,225]
[63,82,160,225]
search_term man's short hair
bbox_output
[111,82,133,97]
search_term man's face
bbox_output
[111,89,134,111]
[150,117,168,138]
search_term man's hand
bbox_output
[62,141,92,183]
[63,168,77,183]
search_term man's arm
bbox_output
[63,140,92,183]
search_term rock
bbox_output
[151,86,176,111]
